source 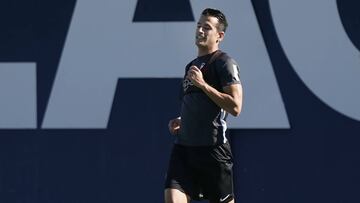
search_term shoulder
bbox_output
[214,51,238,69]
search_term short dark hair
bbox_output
[201,8,228,32]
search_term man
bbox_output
[164,8,243,203]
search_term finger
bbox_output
[187,75,195,82]
[172,127,180,134]
[169,121,175,130]
[186,72,194,80]
[189,67,199,73]
[187,69,195,75]
[190,65,198,70]
[171,122,178,128]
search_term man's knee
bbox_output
[164,188,189,203]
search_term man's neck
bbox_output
[197,46,219,57]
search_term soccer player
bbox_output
[164,8,243,203]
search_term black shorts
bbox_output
[164,142,234,202]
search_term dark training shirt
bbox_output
[176,50,241,146]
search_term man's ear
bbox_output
[217,31,225,43]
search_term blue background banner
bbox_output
[0,0,360,202]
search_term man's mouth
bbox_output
[196,35,206,40]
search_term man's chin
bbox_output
[195,42,207,48]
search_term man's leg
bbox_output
[164,188,190,203]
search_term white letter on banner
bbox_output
[0,63,37,129]
[269,0,360,121]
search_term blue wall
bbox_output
[0,0,360,202]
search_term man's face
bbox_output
[195,15,222,48]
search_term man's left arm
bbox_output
[187,66,243,116]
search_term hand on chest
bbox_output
[191,60,212,80]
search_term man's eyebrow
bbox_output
[196,22,212,28]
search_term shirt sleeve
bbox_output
[216,58,241,87]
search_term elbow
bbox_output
[225,96,243,116]
[232,99,243,117]
[232,100,243,117]
[229,106,242,117]
[231,110,241,117]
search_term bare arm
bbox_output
[187,65,243,116]
[201,83,242,116]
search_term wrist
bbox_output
[200,82,208,91]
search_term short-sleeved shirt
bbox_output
[176,50,241,146]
